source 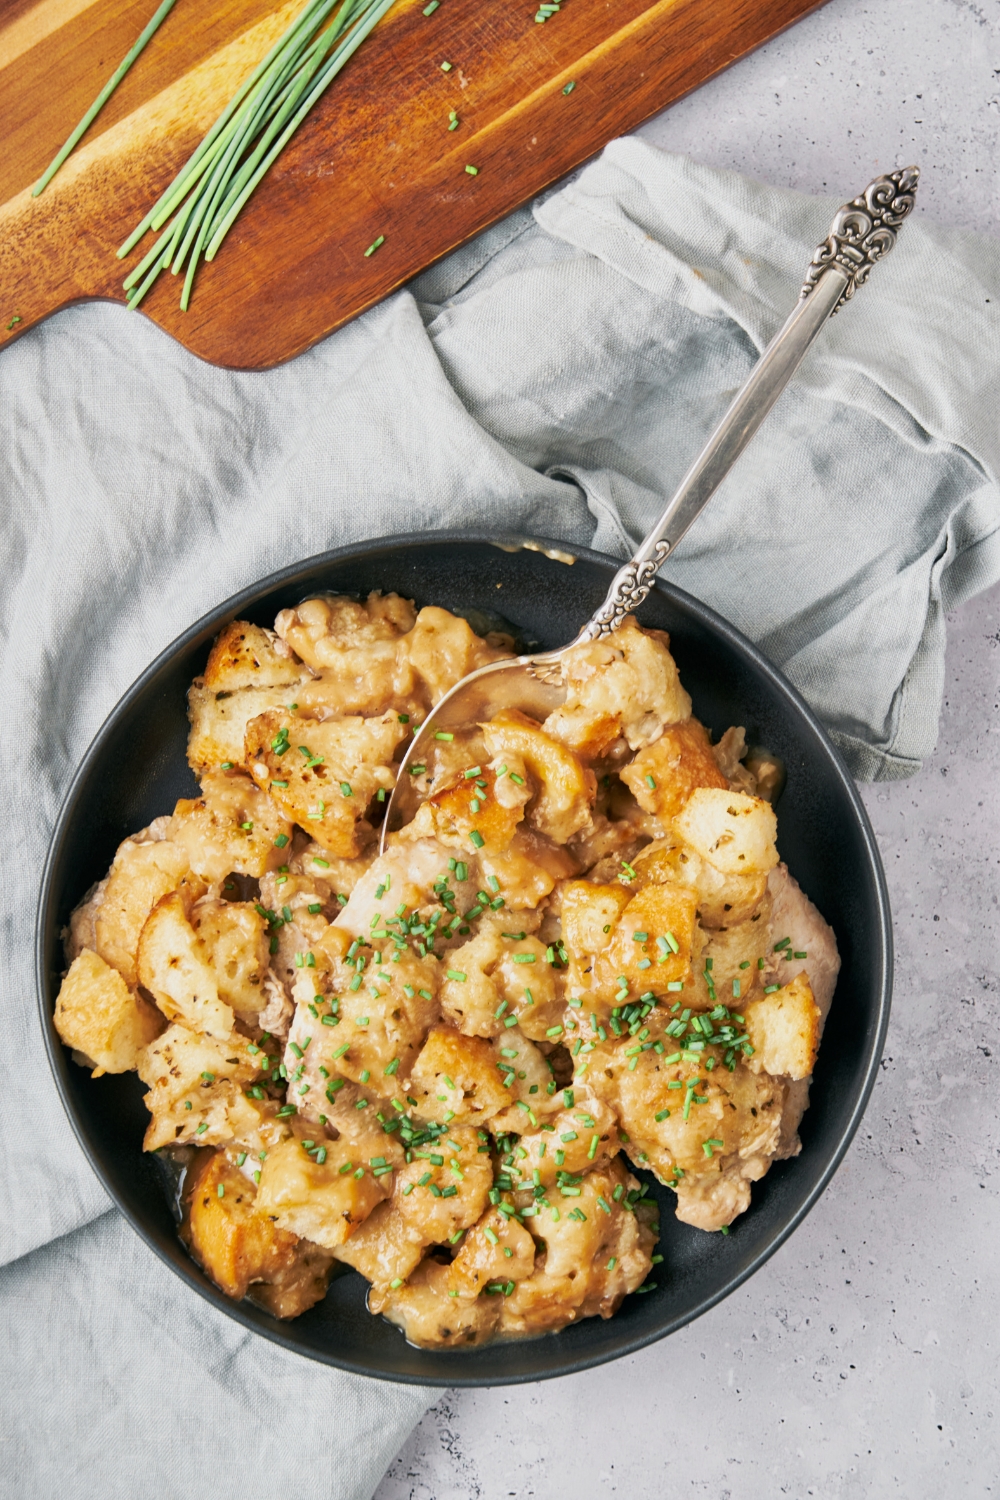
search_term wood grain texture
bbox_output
[0,0,829,368]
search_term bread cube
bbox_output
[94,836,196,987]
[187,620,307,773]
[405,605,510,703]
[560,880,632,962]
[244,709,404,856]
[620,718,728,822]
[404,1026,511,1127]
[137,892,235,1040]
[393,1125,492,1245]
[172,771,292,882]
[188,683,303,775]
[498,1159,654,1336]
[543,617,692,755]
[254,1136,390,1249]
[481,709,595,844]
[674,788,779,876]
[137,1023,265,1150]
[477,826,578,911]
[331,1202,425,1310]
[438,929,558,1041]
[744,972,821,1081]
[203,621,303,692]
[189,899,269,1017]
[514,1099,619,1184]
[448,1210,536,1297]
[427,766,524,854]
[54,949,163,1075]
[597,882,699,995]
[381,1256,501,1348]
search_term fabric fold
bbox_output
[3,140,999,1498]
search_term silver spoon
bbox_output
[381,165,920,850]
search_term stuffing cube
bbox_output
[94,835,196,987]
[427,766,524,854]
[392,1125,493,1246]
[597,882,700,995]
[744,972,821,1081]
[381,1256,501,1348]
[448,1210,537,1297]
[53,949,163,1075]
[189,899,270,1017]
[254,1136,391,1250]
[404,606,510,703]
[620,718,728,822]
[136,1023,265,1150]
[481,709,595,844]
[137,892,235,1039]
[172,771,292,882]
[331,1201,425,1310]
[560,880,633,963]
[185,1149,329,1308]
[244,709,405,856]
[404,1027,511,1127]
[543,617,692,756]
[674,788,779,877]
[187,620,307,773]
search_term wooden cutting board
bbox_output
[0,0,828,368]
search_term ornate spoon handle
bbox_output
[577,166,920,642]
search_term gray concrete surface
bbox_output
[374,1,1000,1494]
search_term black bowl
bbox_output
[36,533,892,1387]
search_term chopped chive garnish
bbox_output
[33,0,181,197]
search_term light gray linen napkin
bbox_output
[2,140,998,1498]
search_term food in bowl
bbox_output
[54,593,839,1347]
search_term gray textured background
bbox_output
[375,0,1000,1494]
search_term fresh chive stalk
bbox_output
[32,0,180,197]
[120,0,397,309]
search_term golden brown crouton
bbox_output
[94,836,196,988]
[172,771,292,882]
[254,1136,391,1250]
[136,1023,266,1150]
[596,882,700,996]
[425,766,524,854]
[405,606,510,703]
[189,900,270,1018]
[560,881,633,962]
[404,1026,511,1127]
[186,1149,333,1317]
[744,972,821,1081]
[620,718,728,822]
[53,949,163,1075]
[674,788,779,877]
[244,709,405,855]
[137,892,235,1040]
[203,621,303,692]
[448,1210,537,1297]
[543,617,692,755]
[187,620,307,773]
